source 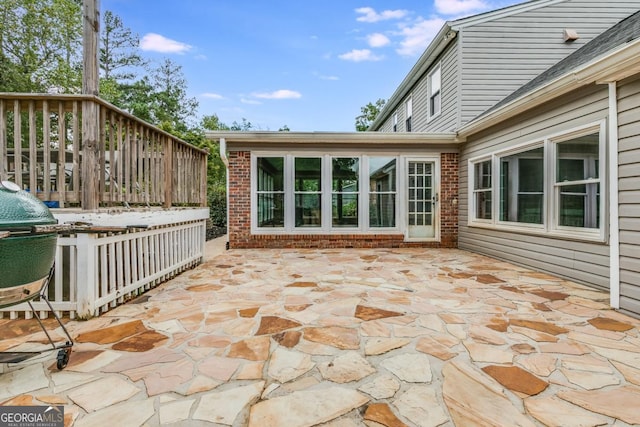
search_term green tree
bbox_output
[355,98,386,131]
[150,58,199,132]
[99,10,147,105]
[229,118,253,131]
[100,10,146,81]
[0,0,81,93]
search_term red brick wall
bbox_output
[440,152,459,247]
[227,151,252,247]
[227,151,458,249]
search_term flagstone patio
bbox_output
[2,238,640,426]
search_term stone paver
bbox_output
[2,241,640,426]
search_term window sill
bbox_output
[467,222,607,244]
[252,228,401,235]
[427,112,441,123]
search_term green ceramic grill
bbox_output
[0,180,58,309]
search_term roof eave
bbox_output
[369,24,456,131]
[206,131,460,145]
[369,0,566,132]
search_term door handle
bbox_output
[432,193,439,203]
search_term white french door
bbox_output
[406,159,439,240]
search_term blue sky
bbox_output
[101,0,526,131]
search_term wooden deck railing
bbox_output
[0,93,208,209]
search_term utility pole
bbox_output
[81,0,100,210]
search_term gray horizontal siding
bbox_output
[617,75,640,317]
[459,0,640,125]
[459,83,611,290]
[413,41,459,133]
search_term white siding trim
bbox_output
[609,82,620,309]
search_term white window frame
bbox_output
[366,156,399,232]
[251,153,401,235]
[294,156,324,229]
[467,121,606,242]
[428,63,442,120]
[404,156,441,242]
[549,123,606,239]
[393,112,398,132]
[468,156,493,224]
[331,157,361,229]
[496,143,545,230]
[253,155,286,229]
[405,96,413,132]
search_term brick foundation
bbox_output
[227,151,458,249]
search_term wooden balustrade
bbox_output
[0,93,208,209]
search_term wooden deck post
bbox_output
[81,0,100,210]
[75,233,98,318]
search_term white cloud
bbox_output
[140,33,192,54]
[312,71,339,81]
[241,98,262,105]
[339,49,384,62]
[434,0,488,15]
[355,7,408,23]
[396,17,445,57]
[367,33,391,48]
[201,93,224,99]
[252,90,302,100]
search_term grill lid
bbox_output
[0,181,57,232]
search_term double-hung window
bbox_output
[468,122,604,240]
[499,146,544,225]
[405,97,413,132]
[554,132,600,229]
[428,63,441,119]
[332,158,359,227]
[256,157,285,227]
[368,157,397,228]
[472,159,492,220]
[295,157,322,228]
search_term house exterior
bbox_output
[214,132,461,249]
[210,0,640,317]
[456,10,640,318]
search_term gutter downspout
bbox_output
[219,138,230,249]
[608,82,620,309]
